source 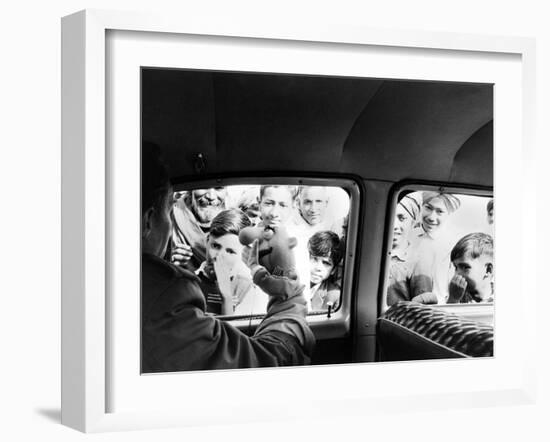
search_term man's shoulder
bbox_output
[142,253,200,283]
[142,253,205,316]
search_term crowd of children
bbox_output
[387,191,494,306]
[170,184,347,316]
[169,184,495,316]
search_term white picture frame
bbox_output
[61,9,536,433]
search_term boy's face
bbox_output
[259,187,294,228]
[392,204,414,249]
[299,187,328,226]
[207,233,244,268]
[309,254,335,285]
[452,255,493,301]
[422,197,450,233]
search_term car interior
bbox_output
[142,68,494,366]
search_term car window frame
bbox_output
[171,174,364,338]
[379,181,494,316]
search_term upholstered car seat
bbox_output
[377,301,494,361]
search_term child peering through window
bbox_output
[412,191,462,303]
[386,194,434,306]
[447,232,494,303]
[307,231,343,311]
[196,208,268,315]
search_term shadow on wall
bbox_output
[34,408,61,423]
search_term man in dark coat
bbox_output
[141,142,315,372]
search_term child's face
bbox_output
[207,233,244,268]
[422,197,450,233]
[260,187,294,227]
[452,255,493,301]
[309,254,335,285]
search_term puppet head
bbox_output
[239,225,298,279]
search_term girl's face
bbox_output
[207,233,244,267]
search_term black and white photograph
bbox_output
[2,0,545,439]
[141,68,494,373]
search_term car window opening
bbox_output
[168,183,352,319]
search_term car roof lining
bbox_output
[141,69,493,186]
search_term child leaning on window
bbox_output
[447,232,494,304]
[307,231,343,312]
[196,208,268,315]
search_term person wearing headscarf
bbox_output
[415,191,461,239]
[387,193,434,306]
[411,192,462,303]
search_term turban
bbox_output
[398,194,421,222]
[422,191,461,213]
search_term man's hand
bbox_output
[448,274,468,303]
[171,244,193,267]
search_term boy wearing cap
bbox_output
[387,194,434,306]
[417,191,461,239]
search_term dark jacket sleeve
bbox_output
[252,267,314,352]
[142,266,315,373]
[251,266,303,300]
